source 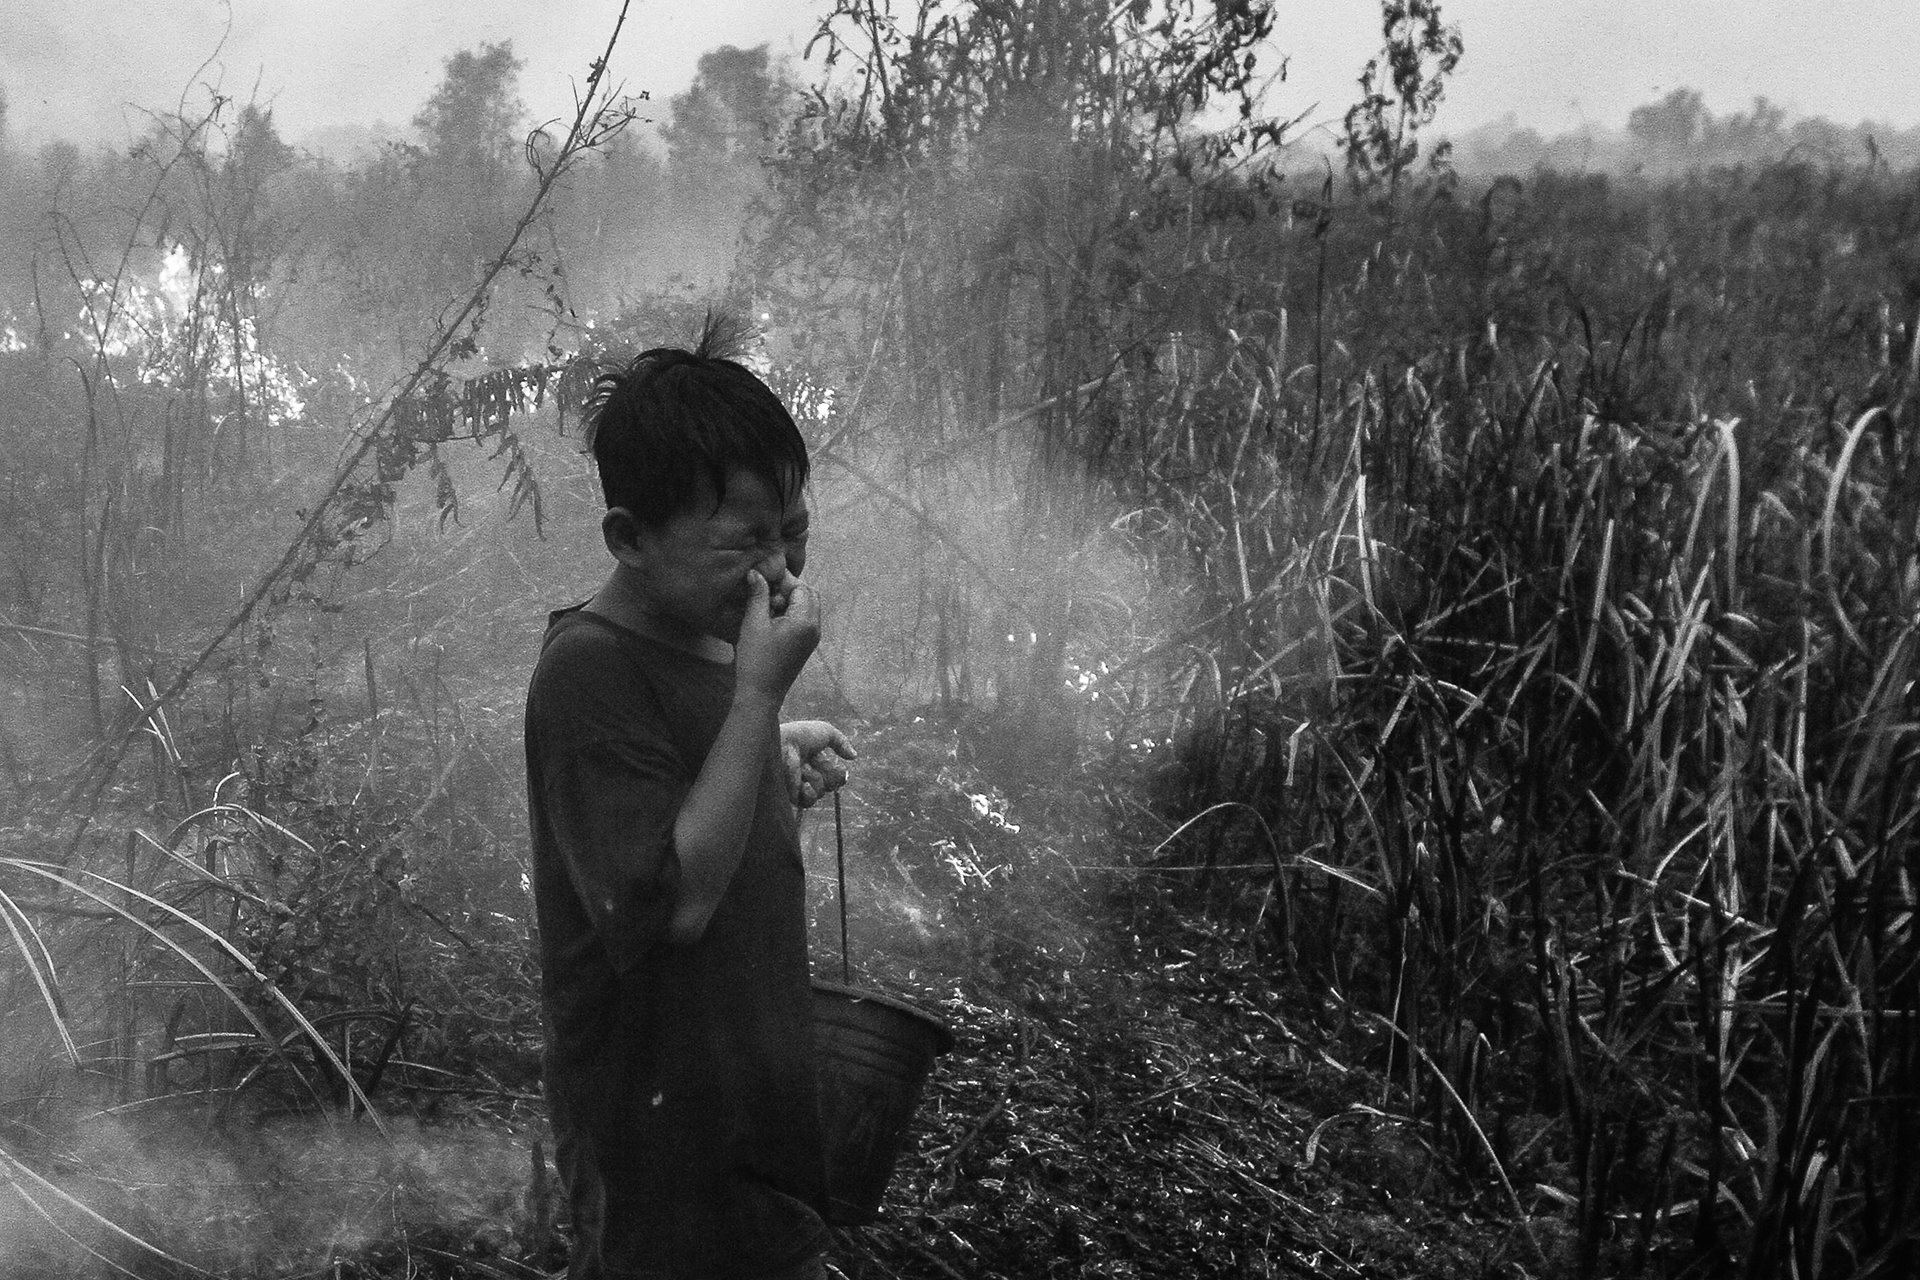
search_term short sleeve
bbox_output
[528,625,692,972]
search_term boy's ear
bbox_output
[601,507,649,569]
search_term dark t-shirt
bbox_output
[525,606,827,1280]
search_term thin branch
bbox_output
[60,2,639,849]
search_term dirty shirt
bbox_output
[526,606,827,1280]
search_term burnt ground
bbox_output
[3,723,1549,1280]
[826,903,1544,1280]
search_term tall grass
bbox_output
[1131,163,1920,1276]
[746,17,1917,1266]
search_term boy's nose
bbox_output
[756,552,795,590]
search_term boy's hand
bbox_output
[735,568,820,706]
[781,720,856,808]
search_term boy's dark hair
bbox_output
[582,314,808,527]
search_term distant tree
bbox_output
[413,42,527,180]
[1627,90,1797,171]
[663,44,788,169]
[1627,87,1708,155]
[199,104,302,463]
[1785,114,1857,165]
[1709,96,1787,163]
[197,105,298,302]
[660,44,793,277]
[313,42,543,367]
[230,104,295,183]
[411,42,531,293]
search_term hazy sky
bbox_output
[2,0,1916,152]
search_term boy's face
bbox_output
[615,467,810,649]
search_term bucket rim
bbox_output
[812,979,955,1054]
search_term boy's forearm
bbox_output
[667,688,782,944]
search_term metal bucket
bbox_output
[811,980,954,1225]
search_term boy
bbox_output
[525,320,854,1280]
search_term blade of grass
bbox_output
[5,857,389,1135]
[0,886,82,1066]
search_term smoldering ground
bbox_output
[1,1113,551,1276]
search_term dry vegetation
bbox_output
[2,2,1918,1277]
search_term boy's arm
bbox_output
[667,570,819,944]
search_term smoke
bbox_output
[0,4,238,147]
[789,438,1173,990]
[0,1112,550,1275]
[802,438,1163,717]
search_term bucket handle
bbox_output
[833,789,851,984]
